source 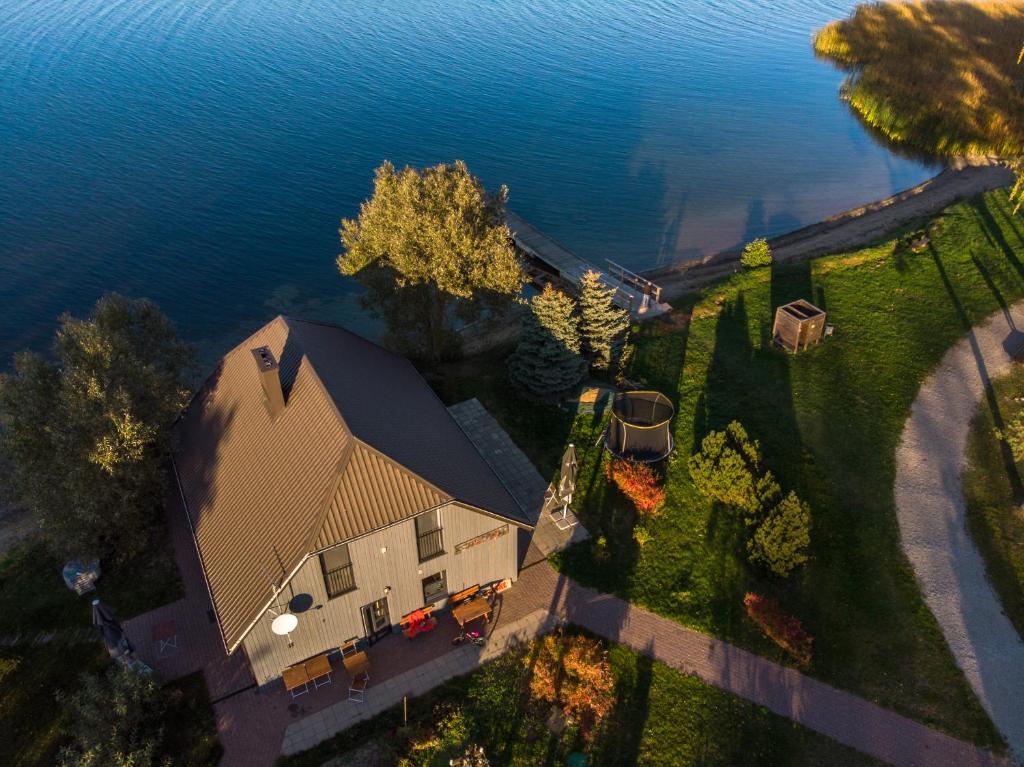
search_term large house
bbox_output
[172,316,533,686]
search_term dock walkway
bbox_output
[507,212,670,318]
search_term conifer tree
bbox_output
[577,270,630,371]
[507,285,586,397]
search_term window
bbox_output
[415,509,444,562]
[422,571,447,604]
[320,544,356,598]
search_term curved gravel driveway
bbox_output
[895,303,1024,762]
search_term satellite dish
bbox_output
[271,613,298,636]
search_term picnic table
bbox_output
[282,652,333,697]
[451,595,492,627]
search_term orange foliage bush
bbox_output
[744,592,812,666]
[528,634,615,739]
[605,459,666,516]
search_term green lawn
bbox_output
[430,189,1024,751]
[279,630,882,767]
[962,365,1024,637]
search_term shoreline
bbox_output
[647,159,1015,301]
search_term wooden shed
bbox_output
[772,300,826,353]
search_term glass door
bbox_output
[361,597,391,644]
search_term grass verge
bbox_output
[962,365,1024,637]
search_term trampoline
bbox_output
[604,391,674,462]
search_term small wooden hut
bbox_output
[772,300,826,353]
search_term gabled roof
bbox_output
[173,316,531,653]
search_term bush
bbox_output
[56,667,170,767]
[744,593,813,666]
[995,412,1024,462]
[748,491,812,577]
[633,526,652,548]
[740,238,773,268]
[528,634,615,741]
[688,422,779,516]
[605,459,666,516]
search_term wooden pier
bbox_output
[506,212,670,318]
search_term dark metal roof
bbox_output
[174,316,531,653]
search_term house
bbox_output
[172,316,533,686]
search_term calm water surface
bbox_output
[0,0,937,362]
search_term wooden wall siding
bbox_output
[242,501,518,686]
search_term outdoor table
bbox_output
[305,653,332,689]
[283,664,310,698]
[452,595,492,627]
[343,649,370,680]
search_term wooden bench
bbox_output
[449,584,480,606]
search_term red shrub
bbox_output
[743,592,813,667]
[528,635,615,740]
[605,459,666,516]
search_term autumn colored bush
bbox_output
[527,634,615,740]
[743,593,813,667]
[605,459,666,515]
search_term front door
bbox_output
[361,597,391,644]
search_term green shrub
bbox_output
[56,667,169,767]
[748,492,812,577]
[740,238,773,268]
[688,421,779,516]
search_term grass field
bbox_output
[813,1,1024,158]
[429,189,1024,750]
[280,630,882,767]
[962,365,1024,638]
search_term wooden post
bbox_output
[403,695,407,724]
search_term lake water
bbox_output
[0,0,938,362]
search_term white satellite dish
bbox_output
[271,612,298,636]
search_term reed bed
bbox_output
[814,1,1024,157]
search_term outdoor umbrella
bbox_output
[91,599,134,660]
[556,444,578,505]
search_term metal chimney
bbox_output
[251,346,285,417]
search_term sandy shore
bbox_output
[650,159,1016,301]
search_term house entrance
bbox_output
[361,597,391,644]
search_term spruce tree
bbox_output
[577,270,630,370]
[507,285,586,397]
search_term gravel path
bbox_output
[895,303,1024,763]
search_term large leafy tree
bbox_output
[577,270,630,371]
[0,294,193,559]
[338,160,525,361]
[507,285,586,397]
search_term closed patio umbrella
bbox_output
[555,444,578,506]
[92,599,134,660]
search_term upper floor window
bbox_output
[415,509,444,563]
[320,543,356,598]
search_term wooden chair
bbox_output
[348,674,368,703]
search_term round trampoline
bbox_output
[604,391,674,462]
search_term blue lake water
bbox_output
[0,0,938,362]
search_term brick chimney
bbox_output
[251,346,285,417]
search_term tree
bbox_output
[507,285,586,397]
[0,294,192,559]
[740,238,773,268]
[338,161,525,361]
[688,421,780,517]
[748,491,812,577]
[56,667,170,767]
[577,270,630,371]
